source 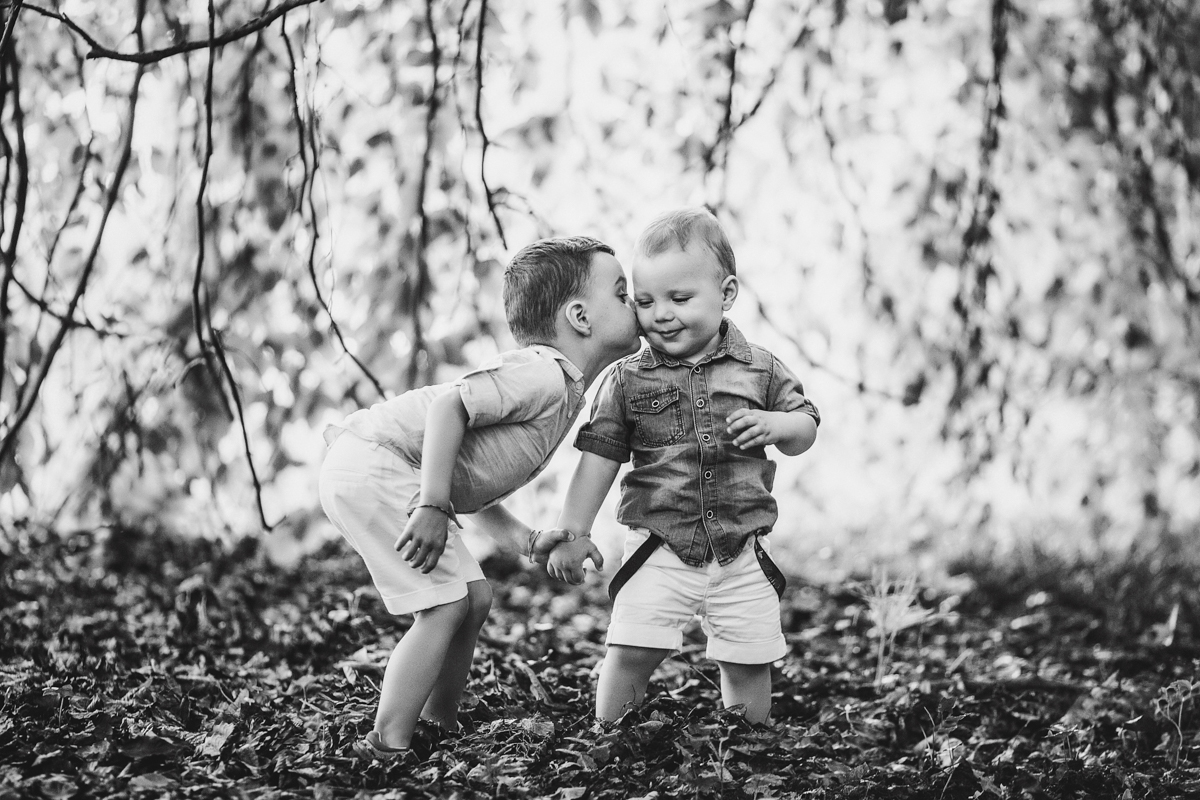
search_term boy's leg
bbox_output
[715,661,772,724]
[595,644,671,720]
[418,579,493,730]
[375,596,470,748]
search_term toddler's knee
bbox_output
[717,660,770,682]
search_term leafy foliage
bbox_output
[3,526,1199,798]
[0,0,1198,558]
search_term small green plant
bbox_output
[860,568,943,688]
[1153,679,1198,767]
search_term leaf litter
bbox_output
[1,524,1197,798]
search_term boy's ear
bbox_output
[720,275,739,310]
[564,299,590,336]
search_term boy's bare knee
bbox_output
[416,595,471,628]
[465,580,493,626]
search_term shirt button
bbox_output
[651,400,660,408]
[693,366,701,374]
[706,510,715,519]
[696,399,705,408]
[704,470,712,479]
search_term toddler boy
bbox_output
[548,209,820,724]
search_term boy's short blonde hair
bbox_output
[635,207,736,278]
[503,236,615,346]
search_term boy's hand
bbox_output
[726,408,785,449]
[394,506,451,573]
[527,528,577,564]
[546,537,604,585]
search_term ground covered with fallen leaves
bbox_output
[2,523,1198,799]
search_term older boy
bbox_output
[548,209,820,724]
[320,236,639,760]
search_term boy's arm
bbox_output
[726,408,817,456]
[394,388,468,573]
[469,504,578,561]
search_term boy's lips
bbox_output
[652,329,683,340]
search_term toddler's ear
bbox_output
[720,275,739,309]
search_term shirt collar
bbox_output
[531,344,585,385]
[638,319,753,368]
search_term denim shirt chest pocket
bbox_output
[630,386,685,447]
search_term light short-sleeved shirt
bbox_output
[575,321,820,567]
[326,346,586,514]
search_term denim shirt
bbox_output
[327,346,587,514]
[575,321,820,567]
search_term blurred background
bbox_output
[2,0,1197,584]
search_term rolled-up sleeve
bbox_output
[574,367,633,463]
[767,356,821,427]
[457,358,561,427]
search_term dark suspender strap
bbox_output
[753,535,787,599]
[607,533,663,601]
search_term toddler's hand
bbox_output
[546,537,604,585]
[394,506,451,573]
[726,408,782,449]
[527,528,575,565]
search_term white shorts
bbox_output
[318,431,484,615]
[605,529,787,665]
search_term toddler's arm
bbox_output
[545,451,621,584]
[726,407,817,456]
[394,388,468,573]
[547,536,601,585]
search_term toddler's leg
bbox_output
[595,644,670,721]
[715,661,772,724]
[375,596,470,748]
[419,579,493,730]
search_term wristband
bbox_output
[526,529,542,560]
[527,529,591,558]
[408,500,459,527]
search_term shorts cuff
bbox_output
[605,622,684,653]
[382,580,469,616]
[706,635,787,665]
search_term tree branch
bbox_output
[23,0,324,64]
[211,329,273,531]
[0,21,28,413]
[0,0,146,467]
[8,274,127,338]
[281,15,386,399]
[408,0,441,389]
[0,1,21,64]
[473,0,506,249]
[190,0,233,423]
